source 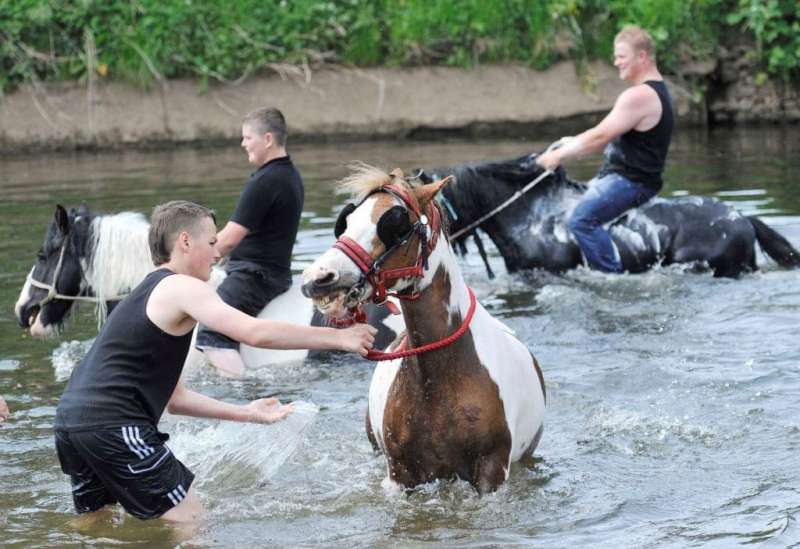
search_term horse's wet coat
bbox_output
[302,168,546,493]
[427,154,800,277]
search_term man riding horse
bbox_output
[537,25,672,273]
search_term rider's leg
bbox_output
[203,348,246,378]
[196,266,289,377]
[568,173,656,273]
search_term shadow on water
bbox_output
[1,127,800,547]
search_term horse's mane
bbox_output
[338,162,393,200]
[85,212,153,324]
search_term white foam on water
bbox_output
[166,400,319,490]
[50,339,94,381]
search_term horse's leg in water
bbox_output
[472,451,508,494]
[365,406,380,452]
[203,349,246,378]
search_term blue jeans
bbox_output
[568,173,657,273]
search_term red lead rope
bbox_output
[365,287,477,361]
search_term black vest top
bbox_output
[55,268,193,431]
[597,80,674,190]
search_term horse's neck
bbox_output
[400,233,471,346]
[84,213,152,321]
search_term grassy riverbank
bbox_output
[1,0,797,95]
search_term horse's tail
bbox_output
[748,216,800,268]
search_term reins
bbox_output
[449,168,552,241]
[447,139,571,241]
[365,287,476,361]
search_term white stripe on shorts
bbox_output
[121,426,145,459]
[133,426,154,456]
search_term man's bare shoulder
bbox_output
[146,273,213,333]
[150,273,212,305]
[618,83,660,108]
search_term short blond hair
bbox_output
[149,200,215,265]
[615,26,655,59]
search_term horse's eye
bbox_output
[377,206,412,247]
[334,203,356,238]
[36,250,47,261]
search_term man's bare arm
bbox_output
[150,276,376,355]
[167,378,292,424]
[537,85,656,169]
[215,221,249,257]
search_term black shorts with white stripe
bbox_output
[54,425,194,519]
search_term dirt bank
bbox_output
[0,62,697,153]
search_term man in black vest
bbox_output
[195,107,304,376]
[537,25,674,273]
[54,201,375,524]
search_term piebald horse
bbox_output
[424,154,800,278]
[301,166,546,493]
[14,204,401,369]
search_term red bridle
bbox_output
[331,182,476,361]
[333,183,441,305]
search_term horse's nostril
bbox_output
[18,305,38,328]
[300,271,339,299]
[315,272,337,287]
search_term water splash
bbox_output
[166,401,319,490]
[50,339,94,381]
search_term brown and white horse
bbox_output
[301,165,546,493]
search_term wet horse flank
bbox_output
[14,204,400,364]
[425,154,800,278]
[302,166,545,493]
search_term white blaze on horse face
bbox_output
[302,195,381,314]
[14,268,34,324]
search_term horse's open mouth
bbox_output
[20,305,40,330]
[312,290,348,318]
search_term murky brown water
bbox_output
[2,128,800,547]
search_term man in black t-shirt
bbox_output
[195,107,305,376]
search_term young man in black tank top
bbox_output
[537,26,674,273]
[54,201,376,525]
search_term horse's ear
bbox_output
[54,205,70,235]
[77,202,90,217]
[414,175,454,207]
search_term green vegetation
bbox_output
[1,0,797,94]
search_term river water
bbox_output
[1,128,799,548]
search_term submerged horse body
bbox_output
[425,154,800,278]
[14,204,400,368]
[302,166,545,493]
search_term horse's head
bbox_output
[15,204,93,337]
[302,165,452,319]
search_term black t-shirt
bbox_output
[229,156,304,279]
[597,80,674,191]
[55,269,193,431]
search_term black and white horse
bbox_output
[423,154,800,278]
[14,204,401,369]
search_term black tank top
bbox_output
[55,268,193,431]
[597,80,674,190]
